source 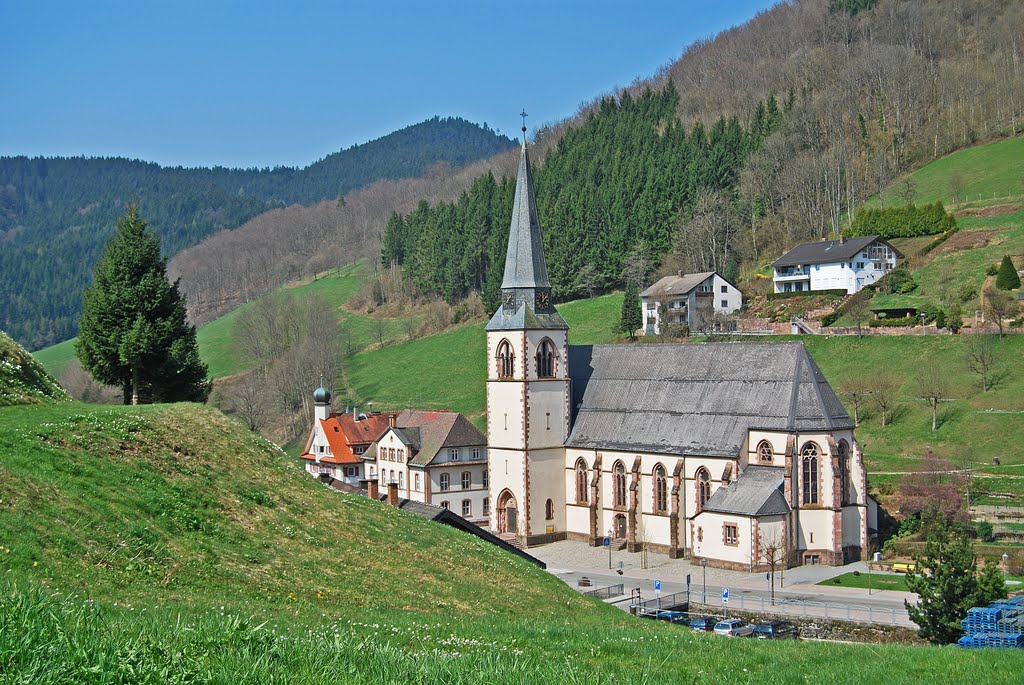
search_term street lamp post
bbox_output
[701,557,708,604]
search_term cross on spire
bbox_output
[520,109,528,134]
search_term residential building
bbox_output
[367,410,490,527]
[641,271,742,335]
[299,388,389,485]
[772,235,901,294]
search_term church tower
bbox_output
[486,122,570,546]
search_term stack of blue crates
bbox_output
[958,597,1024,649]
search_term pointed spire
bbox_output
[486,112,567,332]
[501,134,551,291]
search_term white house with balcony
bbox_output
[640,271,743,335]
[772,235,901,295]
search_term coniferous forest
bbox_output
[381,85,781,310]
[0,117,514,349]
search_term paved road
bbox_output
[529,540,916,627]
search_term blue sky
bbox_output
[1,1,775,169]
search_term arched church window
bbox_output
[496,339,515,379]
[575,459,589,504]
[757,440,773,463]
[802,442,819,505]
[545,498,554,520]
[697,468,711,512]
[837,439,850,505]
[613,461,627,508]
[536,339,556,378]
[654,464,667,514]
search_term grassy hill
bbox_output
[3,399,1023,682]
[857,135,1024,313]
[0,330,69,406]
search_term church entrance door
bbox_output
[497,491,518,535]
[614,514,626,539]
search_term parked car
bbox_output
[686,616,717,631]
[713,619,754,637]
[655,610,687,623]
[752,621,799,640]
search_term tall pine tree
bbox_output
[76,204,209,405]
[903,518,996,644]
[620,281,642,339]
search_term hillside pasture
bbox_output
[2,399,1023,683]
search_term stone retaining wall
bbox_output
[687,602,921,644]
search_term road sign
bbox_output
[722,587,729,604]
[686,574,691,586]
[603,536,610,547]
[654,579,661,593]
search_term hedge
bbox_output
[847,201,958,238]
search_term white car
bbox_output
[713,619,753,637]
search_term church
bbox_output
[485,131,876,570]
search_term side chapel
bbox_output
[485,129,876,569]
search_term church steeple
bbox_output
[501,138,551,293]
[486,116,567,331]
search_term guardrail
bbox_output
[631,591,690,616]
[582,584,625,600]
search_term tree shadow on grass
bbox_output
[887,405,911,426]
[937,404,963,431]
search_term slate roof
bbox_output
[366,410,486,467]
[566,341,853,457]
[641,272,715,298]
[773,235,887,268]
[501,140,550,290]
[485,301,569,331]
[702,466,791,517]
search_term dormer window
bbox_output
[496,339,515,379]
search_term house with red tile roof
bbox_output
[299,386,389,486]
[300,387,489,527]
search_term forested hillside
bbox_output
[0,117,514,349]
[383,0,1024,302]
[382,85,778,307]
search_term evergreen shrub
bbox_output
[996,255,1021,290]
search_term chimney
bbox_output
[367,478,379,500]
[389,413,397,428]
[353,405,359,423]
[677,270,684,277]
[839,235,847,244]
[387,481,400,507]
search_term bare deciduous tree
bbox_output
[58,358,121,404]
[839,376,872,427]
[964,334,1000,392]
[761,530,787,605]
[984,288,1018,339]
[914,360,951,432]
[868,373,901,427]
